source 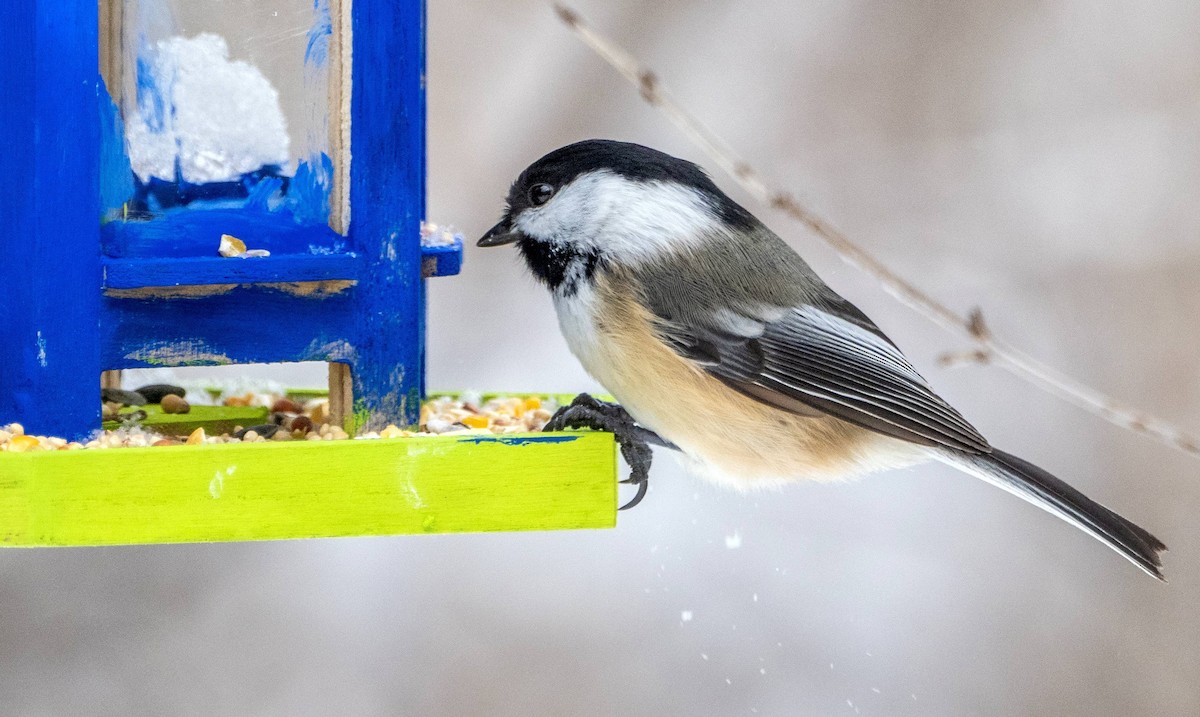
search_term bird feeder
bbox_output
[0,0,616,546]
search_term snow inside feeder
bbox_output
[125,33,291,188]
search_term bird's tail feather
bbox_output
[937,448,1167,580]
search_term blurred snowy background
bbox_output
[3,1,1200,714]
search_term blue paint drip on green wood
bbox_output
[457,435,581,446]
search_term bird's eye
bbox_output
[528,183,555,206]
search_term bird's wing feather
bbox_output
[652,301,991,454]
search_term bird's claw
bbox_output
[543,393,657,510]
[617,476,650,510]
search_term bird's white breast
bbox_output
[551,281,606,375]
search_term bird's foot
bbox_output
[542,393,673,510]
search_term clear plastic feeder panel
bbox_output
[101,0,339,222]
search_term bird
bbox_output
[477,139,1167,580]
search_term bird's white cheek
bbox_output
[513,190,590,244]
[512,171,715,261]
[514,208,563,241]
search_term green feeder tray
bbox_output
[103,404,271,437]
[0,430,616,547]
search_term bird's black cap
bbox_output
[518,139,713,188]
[506,139,757,230]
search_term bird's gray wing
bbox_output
[651,300,991,454]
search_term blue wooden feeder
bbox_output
[2,0,457,438]
[0,0,616,546]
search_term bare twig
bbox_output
[937,349,992,369]
[554,3,1200,458]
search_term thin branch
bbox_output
[554,3,1200,458]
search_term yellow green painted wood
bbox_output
[0,432,616,547]
[101,404,270,436]
[284,388,329,402]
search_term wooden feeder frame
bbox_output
[0,0,617,546]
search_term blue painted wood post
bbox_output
[0,2,102,440]
[348,0,427,429]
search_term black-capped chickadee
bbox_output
[478,139,1166,580]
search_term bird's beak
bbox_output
[477,220,523,248]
